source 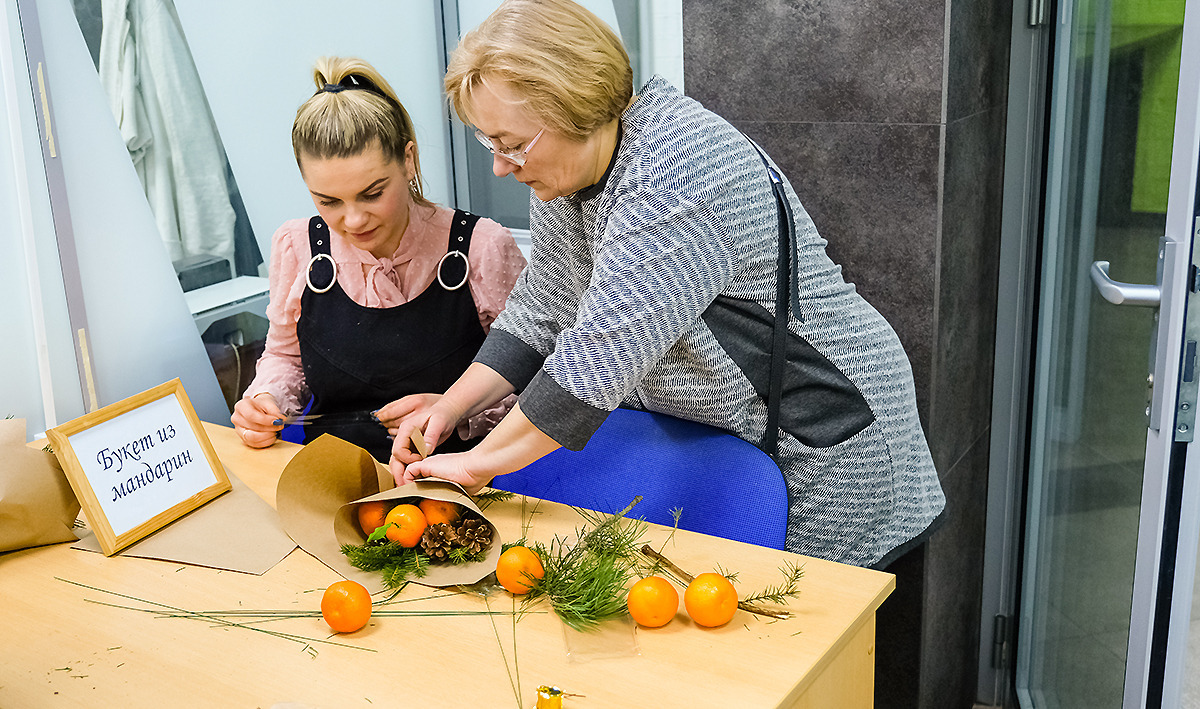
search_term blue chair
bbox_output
[490,408,789,549]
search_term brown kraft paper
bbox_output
[275,434,502,593]
[1,419,82,552]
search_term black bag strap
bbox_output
[747,139,797,460]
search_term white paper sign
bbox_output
[66,393,213,535]
[47,379,230,555]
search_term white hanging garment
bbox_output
[98,0,235,268]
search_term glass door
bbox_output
[1016,0,1200,704]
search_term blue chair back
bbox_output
[490,408,788,549]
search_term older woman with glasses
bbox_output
[381,0,945,569]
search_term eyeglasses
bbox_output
[474,128,544,166]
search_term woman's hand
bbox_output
[391,402,561,496]
[230,393,284,449]
[376,394,444,433]
[385,395,465,473]
[396,451,491,494]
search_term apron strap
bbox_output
[438,210,481,291]
[306,216,336,292]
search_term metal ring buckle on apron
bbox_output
[305,253,338,293]
[436,250,470,291]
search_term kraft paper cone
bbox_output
[276,434,502,593]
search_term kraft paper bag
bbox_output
[276,434,502,593]
[0,419,82,552]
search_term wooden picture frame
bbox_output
[46,379,231,556]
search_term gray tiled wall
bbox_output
[685,0,1011,706]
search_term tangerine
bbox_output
[384,504,427,548]
[626,576,679,628]
[320,580,372,633]
[683,572,739,627]
[419,498,462,526]
[495,545,545,594]
[357,500,390,536]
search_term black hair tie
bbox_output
[320,74,389,101]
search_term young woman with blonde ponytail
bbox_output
[231,57,525,462]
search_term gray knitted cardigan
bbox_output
[475,76,945,567]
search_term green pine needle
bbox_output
[474,489,515,510]
[741,560,806,605]
[447,546,487,564]
[521,497,647,631]
[341,541,432,590]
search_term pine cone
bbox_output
[420,523,458,562]
[453,516,494,555]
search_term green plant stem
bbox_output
[57,580,372,652]
[484,593,522,709]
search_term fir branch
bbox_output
[536,545,631,630]
[638,545,792,620]
[519,497,543,540]
[741,561,805,605]
[340,541,407,572]
[447,546,486,564]
[666,507,683,543]
[716,565,740,584]
[380,556,429,589]
[524,497,647,631]
[474,489,515,510]
[341,541,432,589]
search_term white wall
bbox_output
[0,0,77,431]
[174,1,452,259]
[1,0,227,437]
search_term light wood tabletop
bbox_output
[1,422,894,709]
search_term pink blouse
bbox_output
[244,203,526,436]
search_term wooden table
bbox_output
[0,422,894,708]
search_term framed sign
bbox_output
[46,379,231,556]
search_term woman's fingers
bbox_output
[231,394,284,448]
[397,454,487,495]
[391,443,425,466]
[233,394,283,430]
[420,416,453,455]
[376,394,440,427]
[239,428,278,449]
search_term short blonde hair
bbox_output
[293,56,432,207]
[445,0,632,141]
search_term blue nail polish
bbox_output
[272,419,283,426]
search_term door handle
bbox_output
[1090,261,1162,307]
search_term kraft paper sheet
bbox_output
[72,466,296,574]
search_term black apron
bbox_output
[297,211,486,462]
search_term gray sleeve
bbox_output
[474,329,545,392]
[518,369,609,450]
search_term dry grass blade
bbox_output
[56,578,371,652]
